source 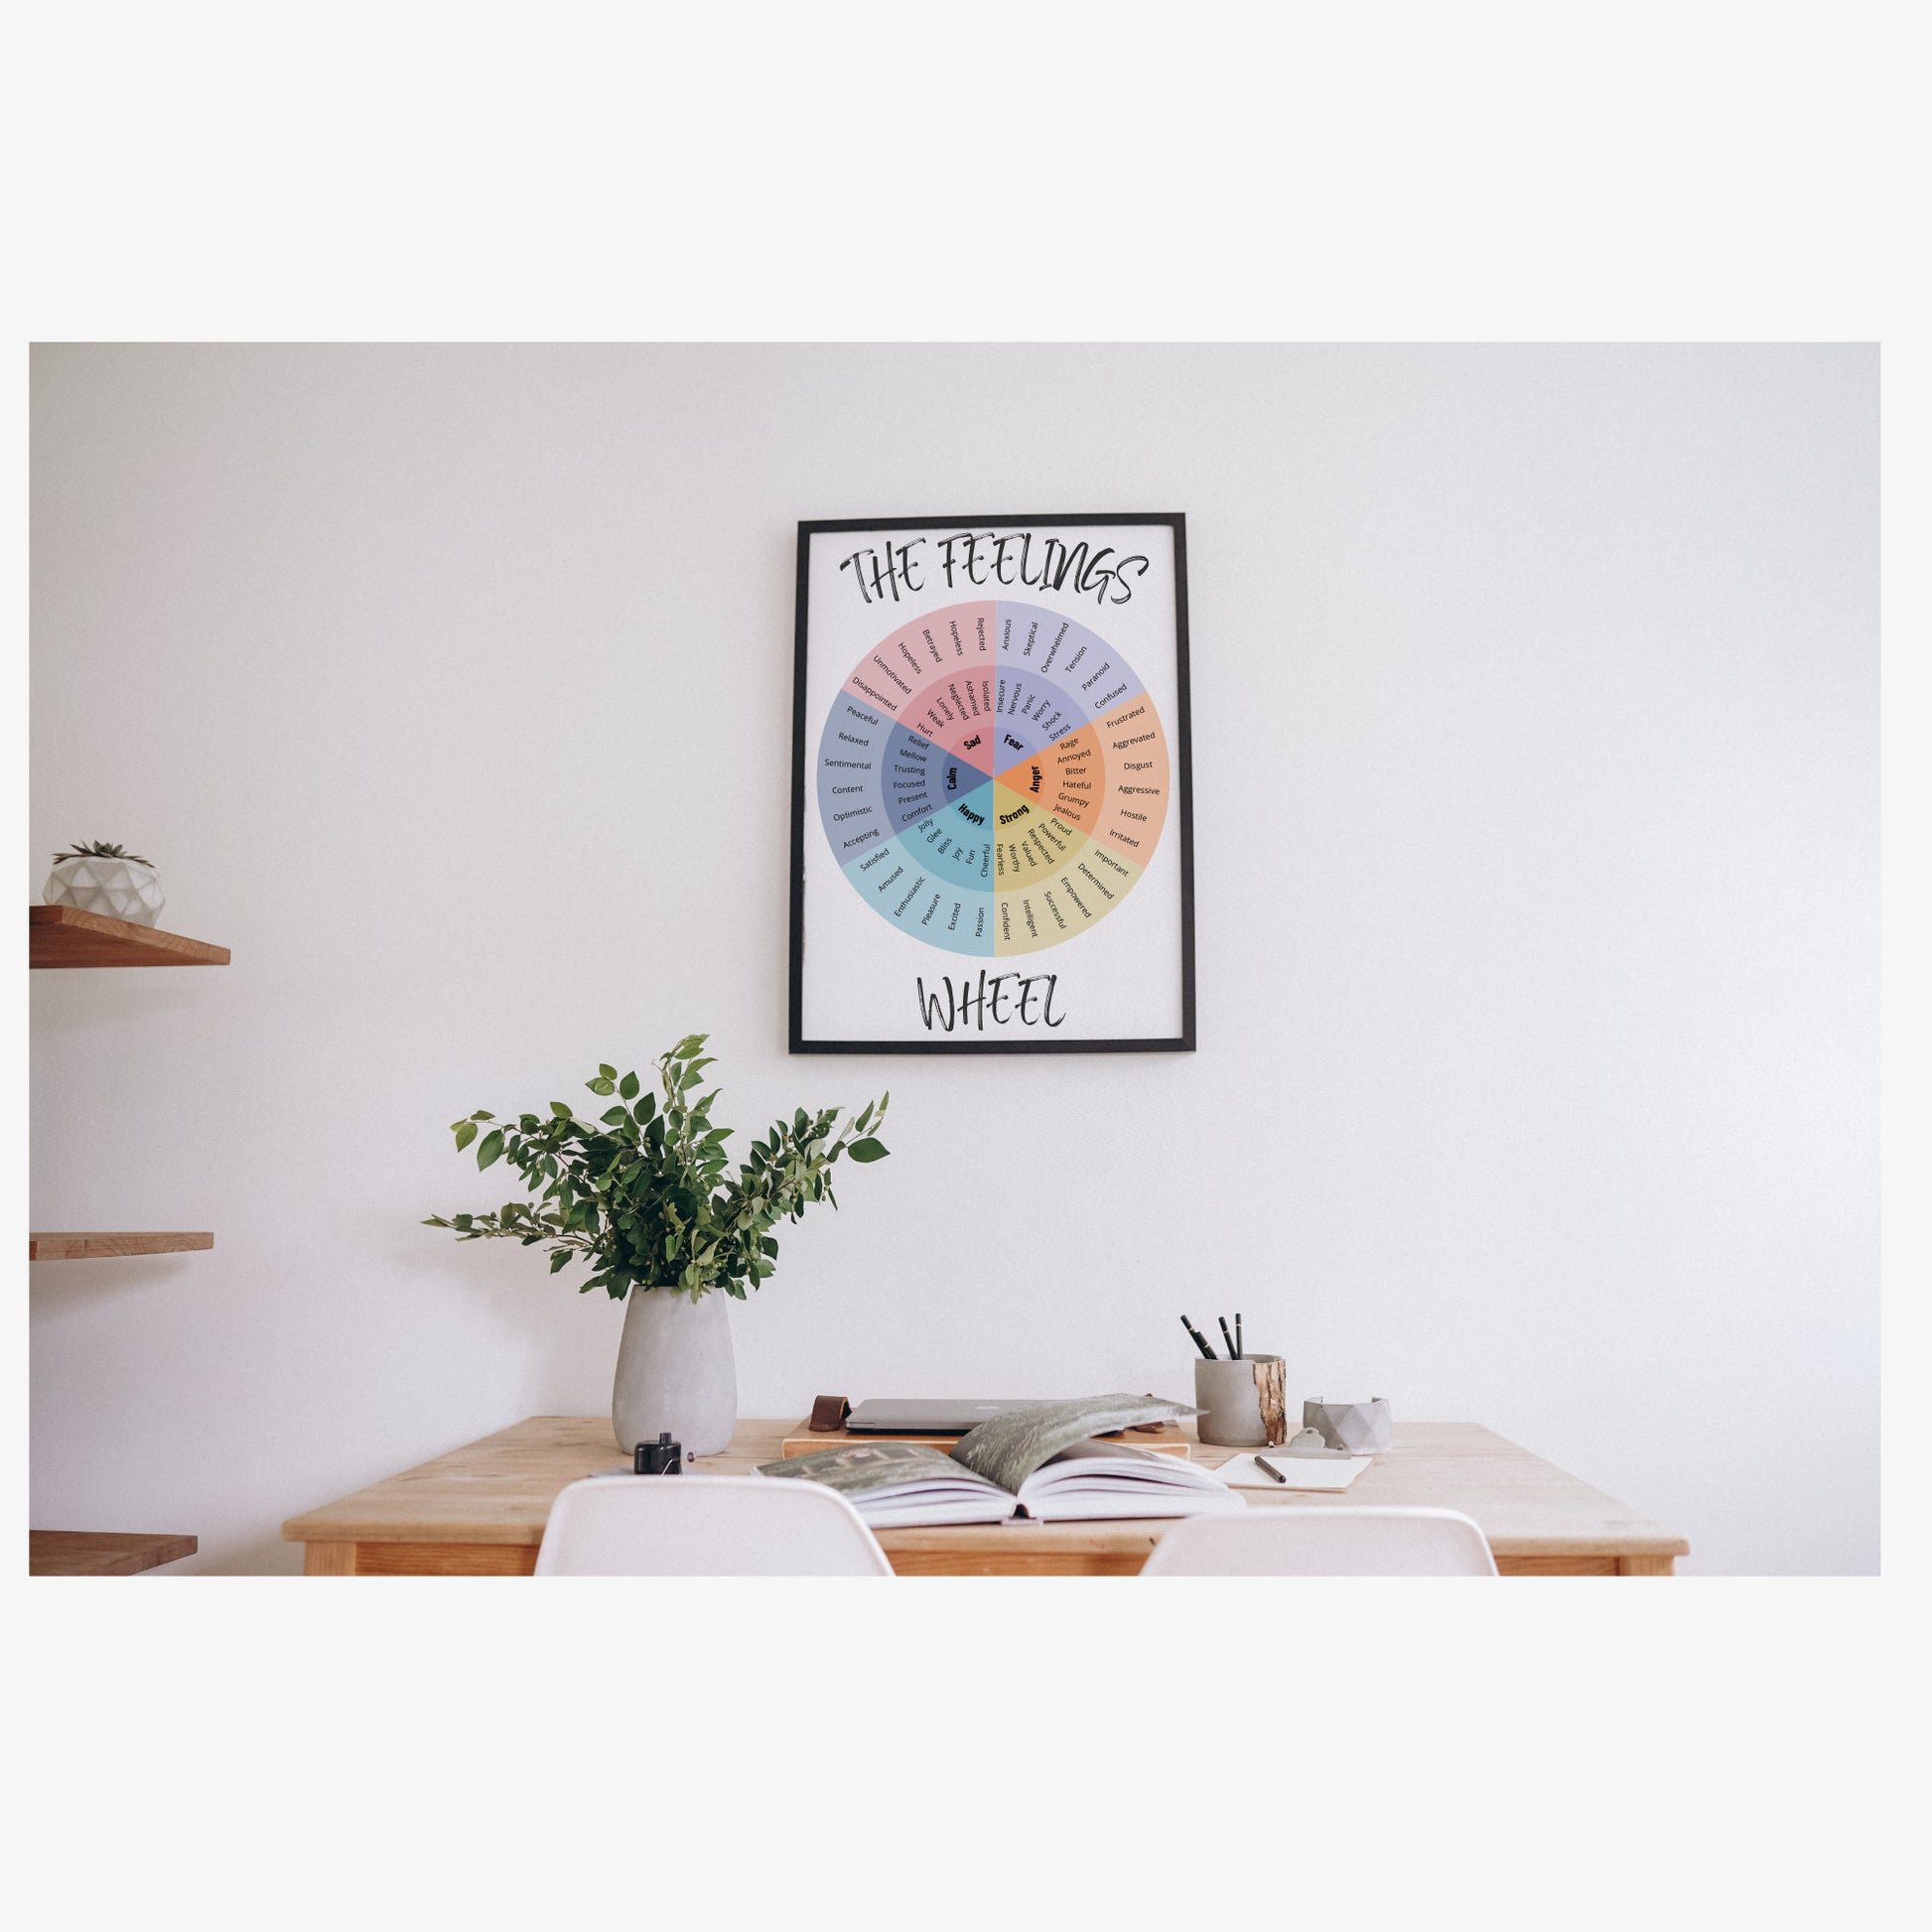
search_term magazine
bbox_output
[757,1393,1246,1528]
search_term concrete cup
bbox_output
[1193,1353,1288,1448]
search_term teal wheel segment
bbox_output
[841,834,994,956]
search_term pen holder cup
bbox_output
[1193,1354,1289,1449]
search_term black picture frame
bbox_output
[788,512,1195,1054]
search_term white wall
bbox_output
[29,344,1876,1574]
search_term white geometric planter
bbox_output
[44,856,166,926]
[1304,1398,1394,1455]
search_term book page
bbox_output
[759,1441,1005,1498]
[951,1393,1195,1493]
[1020,1440,1231,1492]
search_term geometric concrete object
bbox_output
[44,852,165,926]
[1304,1397,1394,1455]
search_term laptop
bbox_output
[843,1398,1055,1436]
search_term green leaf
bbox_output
[432,1041,893,1308]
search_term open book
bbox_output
[757,1393,1246,1528]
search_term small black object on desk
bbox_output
[633,1432,683,1474]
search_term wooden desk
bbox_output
[284,1418,1687,1576]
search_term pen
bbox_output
[1180,1314,1217,1359]
[1235,1311,1243,1358]
[1255,1453,1288,1484]
[1218,1315,1237,1359]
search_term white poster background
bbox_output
[797,520,1185,1045]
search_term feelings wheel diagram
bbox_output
[815,599,1172,956]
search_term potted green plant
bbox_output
[426,1034,890,1453]
[43,840,165,926]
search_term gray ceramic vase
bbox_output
[612,1287,738,1456]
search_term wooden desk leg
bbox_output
[304,1541,357,1576]
[1619,1555,1676,1576]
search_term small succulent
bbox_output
[53,840,154,867]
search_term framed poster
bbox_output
[789,513,1194,1053]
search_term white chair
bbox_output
[1140,1506,1499,1576]
[534,1475,895,1576]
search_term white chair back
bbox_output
[1140,1505,1499,1576]
[535,1475,895,1576]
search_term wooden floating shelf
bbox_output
[30,1531,199,1577]
[30,903,230,968]
[30,1231,214,1262]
